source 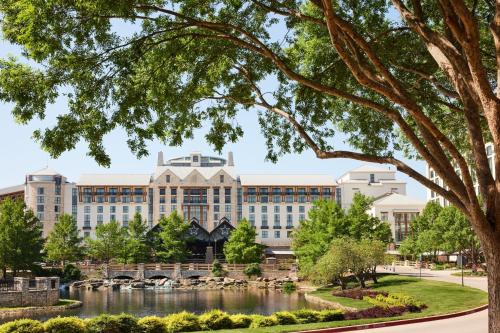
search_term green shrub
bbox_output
[0,319,44,333]
[229,314,252,328]
[199,310,233,330]
[115,313,140,333]
[211,259,225,277]
[282,282,296,294]
[43,316,86,333]
[244,263,262,278]
[164,312,200,333]
[249,315,278,328]
[86,314,122,333]
[363,293,425,310]
[137,316,167,333]
[319,309,344,322]
[292,309,322,323]
[273,311,298,325]
[62,264,82,283]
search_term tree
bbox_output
[44,214,83,266]
[85,221,128,263]
[346,193,392,243]
[124,213,151,264]
[1,2,499,330]
[292,200,348,276]
[0,199,43,278]
[154,211,191,263]
[223,219,264,264]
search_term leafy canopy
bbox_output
[223,219,264,264]
[154,211,192,263]
[44,213,83,265]
[85,220,128,263]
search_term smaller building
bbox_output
[368,193,425,245]
[0,184,24,203]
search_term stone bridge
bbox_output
[105,263,212,280]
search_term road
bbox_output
[352,266,488,333]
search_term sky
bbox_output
[0,21,427,200]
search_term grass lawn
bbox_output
[210,274,487,333]
[0,299,78,310]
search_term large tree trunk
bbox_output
[482,233,500,333]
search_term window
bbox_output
[220,174,224,183]
[84,214,90,226]
[287,214,293,227]
[249,206,255,213]
[274,213,280,226]
[370,173,375,183]
[183,188,208,204]
[287,230,293,238]
[298,188,306,203]
[335,188,342,206]
[286,206,293,213]
[285,188,294,203]
[261,206,267,213]
[193,155,199,162]
[37,187,44,195]
[274,206,280,213]
[134,196,143,203]
[247,188,256,203]
[37,196,44,204]
[298,206,305,213]
[55,185,61,196]
[225,204,231,213]
[171,188,177,203]
[322,187,332,200]
[136,206,142,213]
[97,214,103,225]
[225,188,231,203]
[160,205,166,213]
[83,187,92,203]
[391,188,399,193]
[110,214,116,221]
[214,205,220,213]
[381,212,389,221]
[261,230,268,238]
[55,197,61,204]
[97,206,103,214]
[123,214,129,227]
[110,206,116,214]
[122,188,131,203]
[84,206,91,214]
[211,188,219,203]
[37,205,44,212]
[299,214,305,222]
[84,231,90,238]
[259,188,268,203]
[166,175,171,183]
[123,206,129,213]
[249,214,255,226]
[272,187,281,203]
[261,214,268,227]
[37,213,44,220]
[159,188,166,195]
[274,230,281,238]
[171,205,177,212]
[96,188,105,203]
[310,188,319,201]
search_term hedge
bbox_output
[0,291,421,333]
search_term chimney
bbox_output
[157,151,164,166]
[227,151,234,167]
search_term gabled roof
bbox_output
[372,193,425,206]
[78,174,151,186]
[239,174,336,186]
[153,166,237,181]
[0,184,24,196]
[30,167,61,176]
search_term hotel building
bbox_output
[0,151,424,249]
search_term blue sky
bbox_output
[0,29,427,199]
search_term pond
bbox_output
[34,288,320,321]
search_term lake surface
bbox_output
[36,288,319,321]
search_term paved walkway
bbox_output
[351,266,488,333]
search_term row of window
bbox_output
[261,230,293,239]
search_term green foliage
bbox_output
[124,213,152,264]
[211,259,225,277]
[319,309,344,322]
[154,212,191,263]
[137,316,167,333]
[43,317,86,333]
[243,263,262,278]
[293,195,390,278]
[223,219,263,264]
[85,314,122,333]
[85,221,128,263]
[363,293,425,310]
[114,314,140,333]
[291,309,322,324]
[273,311,298,325]
[229,314,252,329]
[44,214,83,266]
[0,319,44,333]
[198,310,233,330]
[282,281,296,294]
[249,315,278,328]
[0,199,43,277]
[164,312,200,333]
[61,263,82,283]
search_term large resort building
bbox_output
[0,151,426,255]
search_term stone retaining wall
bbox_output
[0,277,60,308]
[0,301,82,322]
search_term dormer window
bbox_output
[220,174,224,183]
[166,175,170,183]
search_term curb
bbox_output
[297,304,488,333]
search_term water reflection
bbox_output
[44,288,319,320]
